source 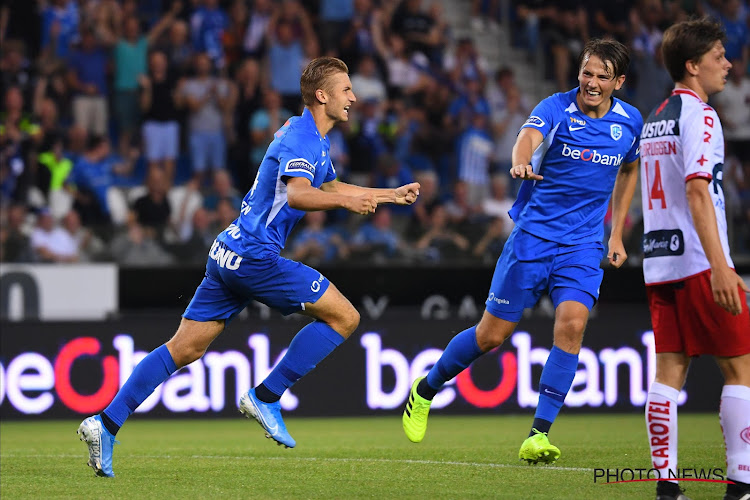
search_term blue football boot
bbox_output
[77,415,117,477]
[239,389,296,448]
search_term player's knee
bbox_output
[718,355,750,385]
[338,307,360,338]
[569,315,588,334]
[174,347,206,367]
[555,317,586,340]
[475,322,509,352]
[166,340,206,367]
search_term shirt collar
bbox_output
[300,108,320,138]
[671,88,701,101]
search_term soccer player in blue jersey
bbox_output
[77,57,420,477]
[403,39,642,464]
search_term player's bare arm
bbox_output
[686,177,749,315]
[607,159,639,268]
[287,176,377,214]
[510,127,544,180]
[321,179,421,205]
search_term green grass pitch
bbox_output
[0,414,727,499]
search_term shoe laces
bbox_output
[410,395,430,421]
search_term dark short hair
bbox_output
[661,17,726,82]
[41,131,64,151]
[300,57,349,107]
[86,134,107,151]
[495,67,513,80]
[577,38,630,79]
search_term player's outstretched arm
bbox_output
[288,177,377,215]
[686,177,749,315]
[510,128,544,180]
[321,179,420,205]
[607,159,639,268]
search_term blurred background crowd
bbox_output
[1,0,748,267]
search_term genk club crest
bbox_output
[610,124,623,141]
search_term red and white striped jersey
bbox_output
[640,88,733,285]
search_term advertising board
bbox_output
[0,306,724,419]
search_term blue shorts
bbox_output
[485,227,605,322]
[143,121,179,161]
[189,130,226,172]
[183,240,330,322]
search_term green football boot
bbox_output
[518,428,561,464]
[402,377,433,443]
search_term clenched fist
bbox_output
[395,182,421,205]
[346,193,378,214]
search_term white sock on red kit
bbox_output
[721,384,750,484]
[646,381,680,484]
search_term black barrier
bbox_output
[118,264,750,310]
[0,306,726,419]
[119,266,655,311]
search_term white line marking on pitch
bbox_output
[1,453,590,472]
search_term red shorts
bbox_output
[646,270,750,357]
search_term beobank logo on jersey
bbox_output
[562,143,624,166]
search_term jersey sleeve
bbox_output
[681,103,718,182]
[624,114,643,164]
[519,95,557,137]
[278,134,320,183]
[323,136,337,183]
[324,159,337,183]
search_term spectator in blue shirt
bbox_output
[719,0,749,63]
[40,0,79,60]
[67,29,110,137]
[351,207,405,261]
[191,0,229,70]
[444,78,491,134]
[291,211,349,264]
[456,112,493,204]
[373,154,415,220]
[71,136,132,230]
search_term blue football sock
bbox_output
[423,325,483,395]
[102,344,177,432]
[260,321,345,400]
[533,346,578,432]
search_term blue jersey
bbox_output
[509,88,642,244]
[217,108,337,258]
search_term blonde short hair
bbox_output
[300,57,349,106]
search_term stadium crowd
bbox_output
[0,0,748,267]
